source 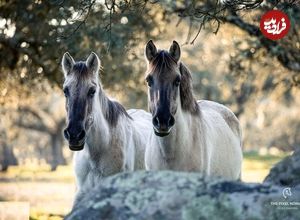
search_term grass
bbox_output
[242,151,290,182]
[0,165,74,183]
[0,151,290,219]
[0,165,74,220]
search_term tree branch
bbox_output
[222,14,300,72]
[16,121,50,133]
[18,106,57,132]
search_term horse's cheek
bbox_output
[170,90,178,115]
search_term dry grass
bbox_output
[242,151,290,182]
[0,166,74,220]
[0,152,289,219]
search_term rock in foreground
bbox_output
[264,149,300,186]
[66,171,300,220]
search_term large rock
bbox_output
[66,170,300,220]
[264,149,300,186]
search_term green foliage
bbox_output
[0,0,162,95]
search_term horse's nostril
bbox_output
[64,128,85,142]
[153,116,160,127]
[168,116,175,127]
[77,130,86,140]
[156,117,160,126]
[64,129,70,140]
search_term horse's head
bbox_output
[144,40,182,137]
[61,52,100,151]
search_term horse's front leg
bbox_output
[72,151,91,209]
[71,171,100,210]
[72,188,85,209]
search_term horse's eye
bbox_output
[146,76,153,87]
[174,77,181,87]
[63,88,69,97]
[88,88,96,98]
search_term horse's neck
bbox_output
[157,105,199,160]
[86,94,109,153]
[86,92,125,159]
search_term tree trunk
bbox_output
[0,142,18,172]
[50,132,66,171]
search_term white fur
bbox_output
[145,99,243,180]
[73,102,152,206]
[62,52,152,207]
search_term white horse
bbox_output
[61,52,152,206]
[144,40,243,180]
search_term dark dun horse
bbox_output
[144,41,243,180]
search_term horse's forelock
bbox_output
[65,61,99,84]
[149,51,177,77]
[72,62,90,79]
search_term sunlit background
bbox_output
[0,1,299,219]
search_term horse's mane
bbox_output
[104,98,132,127]
[178,62,199,115]
[150,51,199,115]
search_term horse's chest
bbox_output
[169,155,201,171]
[158,142,203,171]
[88,146,124,177]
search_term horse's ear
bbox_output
[169,40,181,63]
[62,52,75,77]
[86,52,100,74]
[145,40,157,62]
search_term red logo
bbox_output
[260,10,290,40]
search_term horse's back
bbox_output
[127,109,152,133]
[127,109,152,169]
[197,100,241,141]
[197,100,242,179]
[127,109,152,120]
[127,108,152,143]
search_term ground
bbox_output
[0,151,290,220]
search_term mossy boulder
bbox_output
[66,170,300,220]
[264,149,300,186]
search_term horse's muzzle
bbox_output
[64,127,86,151]
[152,114,174,137]
[68,137,85,151]
[153,126,172,137]
[69,144,84,151]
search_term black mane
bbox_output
[104,98,132,127]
